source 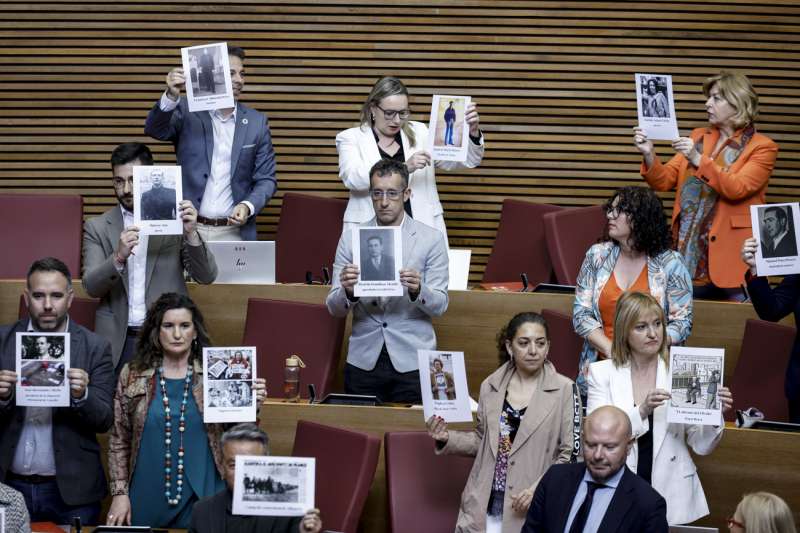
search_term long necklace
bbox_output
[159,365,193,506]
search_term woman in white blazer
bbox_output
[335,76,484,242]
[586,291,734,525]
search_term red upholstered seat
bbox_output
[241,298,345,399]
[291,420,380,533]
[482,199,562,285]
[727,318,795,422]
[18,294,99,332]
[543,205,607,285]
[0,194,83,279]
[275,193,347,283]
[385,431,473,533]
[541,308,581,381]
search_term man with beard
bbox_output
[145,46,276,241]
[0,258,114,525]
[82,142,217,376]
[521,406,668,532]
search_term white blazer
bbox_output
[335,121,484,241]
[586,358,724,526]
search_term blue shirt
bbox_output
[563,466,625,533]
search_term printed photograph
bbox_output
[670,355,723,410]
[20,333,66,361]
[20,360,66,387]
[188,43,226,96]
[208,379,253,408]
[429,353,456,400]
[241,463,306,503]
[640,75,670,118]
[759,205,798,259]
[139,167,177,221]
[359,228,396,282]
[433,97,466,148]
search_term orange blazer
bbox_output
[641,126,778,288]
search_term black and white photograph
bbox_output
[203,347,257,423]
[667,346,724,426]
[418,350,473,423]
[635,73,679,140]
[181,42,234,112]
[15,331,71,407]
[352,226,403,297]
[749,203,800,276]
[133,165,183,235]
[428,94,471,162]
[233,456,315,517]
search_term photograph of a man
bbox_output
[192,45,221,95]
[761,205,797,258]
[360,232,396,281]
[443,101,456,145]
[140,167,177,221]
[21,334,65,361]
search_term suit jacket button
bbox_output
[421,299,426,305]
[372,301,378,306]
[382,322,388,328]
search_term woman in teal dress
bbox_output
[105,293,266,528]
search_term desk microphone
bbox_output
[520,273,529,292]
[322,267,331,285]
[308,383,317,404]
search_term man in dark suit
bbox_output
[0,258,114,525]
[361,234,395,281]
[145,45,277,241]
[139,167,176,221]
[521,405,668,533]
[189,423,321,533]
[762,206,798,258]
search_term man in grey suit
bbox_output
[0,258,114,525]
[145,45,276,241]
[82,142,217,376]
[327,159,449,403]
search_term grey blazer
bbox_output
[82,207,218,366]
[326,216,449,373]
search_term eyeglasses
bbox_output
[726,517,745,530]
[604,205,622,219]
[370,188,406,201]
[375,104,411,121]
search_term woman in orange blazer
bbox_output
[633,71,778,299]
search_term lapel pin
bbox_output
[242,118,248,125]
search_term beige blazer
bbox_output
[438,360,577,533]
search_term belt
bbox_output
[126,326,142,336]
[197,215,230,227]
[7,472,57,484]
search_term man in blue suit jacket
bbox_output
[521,406,668,533]
[145,45,276,241]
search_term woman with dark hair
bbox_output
[335,76,484,241]
[426,312,579,533]
[634,71,778,299]
[643,77,668,118]
[105,293,266,528]
[573,186,692,396]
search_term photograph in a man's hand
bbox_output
[353,226,403,297]
[133,165,183,235]
[181,42,234,112]
[20,333,65,361]
[749,202,800,276]
[233,455,315,516]
[15,331,71,406]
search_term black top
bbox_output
[188,488,302,533]
[637,413,654,484]
[372,129,412,218]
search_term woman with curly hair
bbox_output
[572,186,692,397]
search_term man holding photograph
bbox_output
[0,258,114,525]
[145,45,277,241]
[327,159,449,403]
[140,168,177,221]
[189,423,321,533]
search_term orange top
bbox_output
[598,264,650,346]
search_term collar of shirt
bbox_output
[773,230,788,248]
[212,106,238,123]
[582,463,625,489]
[120,204,133,226]
[26,317,70,333]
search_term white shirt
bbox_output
[119,205,148,326]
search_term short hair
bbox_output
[496,312,549,367]
[27,257,72,288]
[735,492,797,533]
[221,423,269,454]
[369,158,409,190]
[765,206,788,227]
[110,142,153,169]
[603,186,671,257]
[228,46,246,61]
[702,71,759,129]
[367,235,383,245]
[359,76,416,147]
[611,291,669,367]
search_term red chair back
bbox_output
[242,298,345,399]
[541,308,581,381]
[728,318,795,421]
[275,193,347,283]
[482,199,562,285]
[543,205,607,285]
[0,194,83,279]
[385,431,474,533]
[292,420,380,533]
[18,294,99,331]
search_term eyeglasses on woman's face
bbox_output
[726,516,745,531]
[375,103,411,121]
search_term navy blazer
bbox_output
[144,97,277,240]
[0,319,114,506]
[521,463,668,533]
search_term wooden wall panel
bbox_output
[1,1,800,281]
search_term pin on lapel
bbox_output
[242,118,248,125]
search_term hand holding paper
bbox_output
[165,67,185,101]
[67,368,89,399]
[425,415,450,443]
[464,102,480,136]
[0,370,16,400]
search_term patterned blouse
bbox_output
[487,398,527,517]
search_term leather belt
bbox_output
[197,215,230,227]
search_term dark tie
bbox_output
[568,481,605,533]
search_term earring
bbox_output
[370,112,375,123]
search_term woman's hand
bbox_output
[633,127,654,157]
[718,386,734,413]
[426,415,449,443]
[671,137,701,167]
[406,151,431,172]
[638,388,671,419]
[299,508,322,532]
[465,102,481,136]
[510,487,534,514]
[106,495,132,526]
[254,378,267,404]
[741,237,758,275]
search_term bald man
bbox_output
[521,406,668,533]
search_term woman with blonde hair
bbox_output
[587,291,733,525]
[728,492,797,533]
[633,71,778,299]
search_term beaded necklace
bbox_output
[158,365,193,506]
